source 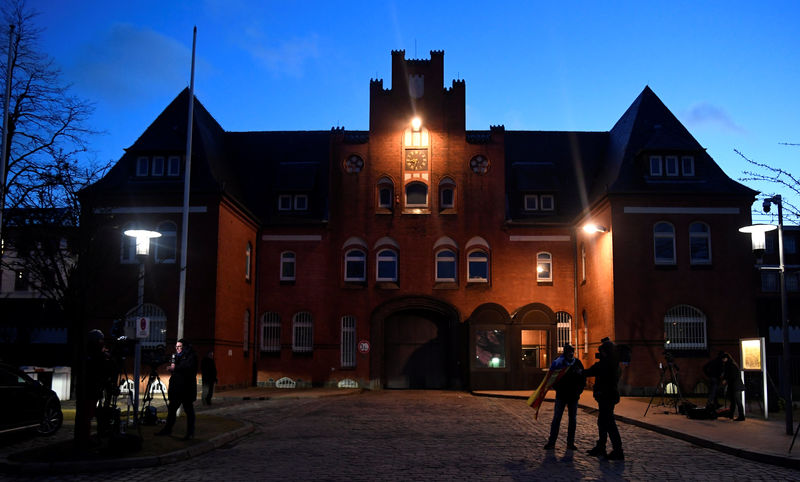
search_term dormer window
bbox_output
[152,156,165,176]
[167,156,181,176]
[524,194,555,212]
[649,156,663,176]
[540,195,554,211]
[136,157,149,177]
[665,156,679,176]
[278,194,308,212]
[294,195,308,211]
[681,156,695,176]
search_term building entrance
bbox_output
[384,310,447,389]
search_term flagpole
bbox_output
[177,26,196,340]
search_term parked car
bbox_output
[0,362,63,436]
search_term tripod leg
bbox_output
[645,370,667,416]
[790,421,800,453]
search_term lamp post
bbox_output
[740,194,792,435]
[123,228,161,425]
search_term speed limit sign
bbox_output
[358,340,370,354]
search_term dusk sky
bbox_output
[35,1,798,222]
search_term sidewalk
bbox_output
[473,390,800,470]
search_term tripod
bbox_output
[645,361,685,416]
[139,365,169,424]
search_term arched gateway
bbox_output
[370,296,462,389]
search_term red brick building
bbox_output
[81,50,761,395]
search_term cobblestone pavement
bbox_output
[4,391,799,481]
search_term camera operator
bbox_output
[156,339,198,439]
[584,337,624,460]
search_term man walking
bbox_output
[543,343,585,450]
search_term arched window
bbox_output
[664,305,707,350]
[155,221,177,264]
[654,221,676,264]
[341,315,356,368]
[436,249,457,282]
[280,251,296,281]
[404,126,429,147]
[689,222,711,265]
[245,242,252,281]
[405,181,428,207]
[377,177,394,209]
[467,250,489,282]
[292,312,314,352]
[260,312,281,352]
[536,252,552,282]
[376,249,398,282]
[556,311,572,352]
[344,249,366,282]
[439,177,456,210]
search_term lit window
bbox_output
[654,222,676,265]
[136,157,149,177]
[280,252,296,281]
[467,250,489,282]
[292,312,313,353]
[294,195,308,211]
[341,316,356,368]
[540,195,554,211]
[278,195,292,211]
[580,243,586,283]
[404,126,429,147]
[155,221,177,264]
[377,177,394,209]
[681,156,695,176]
[167,156,181,176]
[475,329,506,368]
[376,249,398,282]
[524,195,538,211]
[664,305,707,350]
[436,249,457,282]
[649,156,663,176]
[406,182,428,207]
[689,222,711,265]
[665,156,679,176]
[536,252,552,282]
[344,249,366,282]
[260,312,281,352]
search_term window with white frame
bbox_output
[243,310,250,353]
[120,224,136,264]
[524,195,538,211]
[580,243,586,283]
[664,304,707,350]
[292,312,313,352]
[649,156,663,176]
[260,312,281,352]
[136,157,149,176]
[341,315,356,368]
[152,156,165,176]
[435,249,457,282]
[344,249,366,282]
[155,221,177,264]
[278,195,293,211]
[376,249,397,282]
[665,156,679,176]
[406,181,428,207]
[280,251,296,281]
[167,156,181,176]
[294,194,308,211]
[439,177,455,210]
[377,177,394,209]
[654,222,676,265]
[556,311,572,353]
[540,195,555,211]
[689,222,711,265]
[245,242,252,281]
[681,156,695,176]
[536,252,552,282]
[467,250,489,282]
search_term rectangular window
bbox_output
[341,316,356,368]
[681,156,695,176]
[260,312,281,352]
[665,156,679,176]
[556,313,572,353]
[524,195,538,211]
[245,243,252,281]
[167,156,181,176]
[540,195,554,211]
[475,329,506,368]
[278,195,293,211]
[294,195,308,211]
[649,156,663,176]
[522,329,549,368]
[136,157,149,176]
[280,252,296,281]
[151,156,165,176]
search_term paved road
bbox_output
[5,391,798,481]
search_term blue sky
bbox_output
[36,1,799,221]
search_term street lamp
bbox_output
[123,228,161,425]
[739,194,792,435]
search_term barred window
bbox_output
[260,312,281,352]
[664,305,707,350]
[292,312,313,353]
[341,316,356,368]
[556,311,572,353]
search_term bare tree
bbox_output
[736,148,799,223]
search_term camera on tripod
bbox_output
[662,350,678,370]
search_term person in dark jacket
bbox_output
[201,351,218,405]
[156,339,198,439]
[702,351,726,408]
[721,352,745,421]
[584,337,624,460]
[543,343,585,450]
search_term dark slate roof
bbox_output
[504,131,608,224]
